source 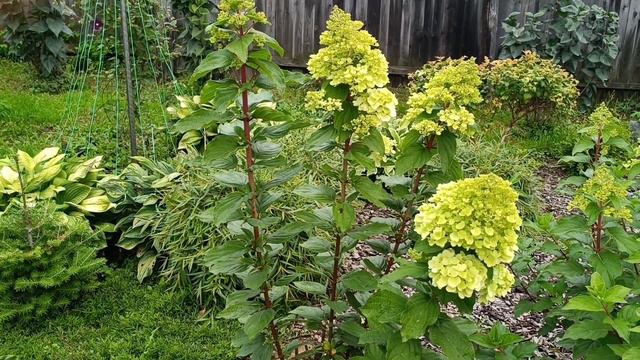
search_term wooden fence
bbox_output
[250,0,640,90]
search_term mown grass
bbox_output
[0,59,174,169]
[0,266,238,360]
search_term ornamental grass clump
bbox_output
[415,174,522,303]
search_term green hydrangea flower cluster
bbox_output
[479,264,515,303]
[208,0,269,45]
[568,166,631,221]
[415,174,521,302]
[306,7,397,137]
[428,249,488,299]
[581,104,627,141]
[402,57,482,137]
[483,51,578,117]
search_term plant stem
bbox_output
[384,135,435,274]
[592,213,603,254]
[14,156,34,248]
[594,132,602,164]
[327,137,351,353]
[239,55,285,360]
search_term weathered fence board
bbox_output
[251,0,640,90]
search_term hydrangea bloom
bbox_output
[371,134,396,167]
[479,264,515,304]
[581,104,626,141]
[568,167,631,220]
[402,58,482,137]
[428,249,488,299]
[305,90,343,112]
[306,7,397,137]
[415,174,522,267]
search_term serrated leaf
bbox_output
[400,293,439,341]
[244,309,274,340]
[191,49,234,82]
[563,319,611,340]
[361,290,407,324]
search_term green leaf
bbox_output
[200,79,238,103]
[174,109,224,133]
[333,202,355,233]
[591,251,623,287]
[249,58,285,89]
[572,138,595,155]
[300,236,332,253]
[137,251,158,283]
[361,128,385,154]
[396,140,433,174]
[293,281,326,295]
[342,270,378,292]
[351,175,392,208]
[243,270,268,290]
[218,301,261,320]
[204,241,249,274]
[361,290,407,324]
[203,135,241,160]
[603,285,631,304]
[252,141,282,159]
[226,34,255,63]
[198,191,246,225]
[58,182,91,203]
[293,184,336,202]
[347,222,392,241]
[306,125,337,151]
[213,171,249,187]
[46,17,65,36]
[387,336,423,360]
[264,164,302,189]
[401,293,439,341]
[437,131,463,180]
[381,261,430,282]
[252,107,291,122]
[248,29,284,56]
[244,309,275,340]
[563,319,611,340]
[563,295,604,312]
[191,49,234,82]
[429,319,475,360]
[290,306,325,321]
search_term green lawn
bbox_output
[0,266,238,360]
[0,59,174,169]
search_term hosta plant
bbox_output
[0,147,114,215]
[0,202,106,323]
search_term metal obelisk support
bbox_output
[119,0,138,156]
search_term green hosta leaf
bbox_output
[203,135,241,161]
[191,49,234,82]
[244,309,275,340]
[198,191,246,225]
[361,290,407,324]
[429,319,475,360]
[290,306,325,321]
[342,270,377,292]
[213,171,248,187]
[252,107,291,122]
[293,184,336,202]
[401,293,439,341]
[293,281,325,295]
[563,319,611,340]
[351,175,392,208]
[333,201,355,233]
[563,295,604,312]
[137,251,157,283]
[58,182,91,203]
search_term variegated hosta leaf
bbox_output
[25,163,62,192]
[16,150,36,174]
[32,147,60,163]
[0,166,19,193]
[67,156,103,182]
[58,183,92,204]
[67,194,115,214]
[178,130,203,150]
